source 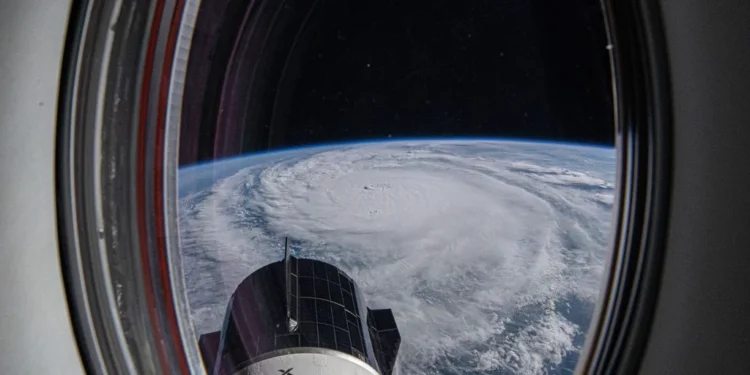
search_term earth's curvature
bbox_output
[177,139,616,374]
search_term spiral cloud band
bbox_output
[178,140,616,374]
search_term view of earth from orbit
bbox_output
[177,139,616,374]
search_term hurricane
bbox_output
[178,139,616,374]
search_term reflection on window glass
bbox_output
[176,0,614,374]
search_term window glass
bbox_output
[177,0,615,373]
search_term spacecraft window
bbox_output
[55,0,673,374]
[173,1,617,374]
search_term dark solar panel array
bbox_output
[200,255,403,375]
[273,258,367,361]
[201,256,395,375]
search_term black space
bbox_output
[267,0,613,150]
[180,0,614,165]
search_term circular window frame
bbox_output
[57,1,674,374]
[576,1,673,374]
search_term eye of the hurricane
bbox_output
[173,0,616,374]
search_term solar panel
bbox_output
[326,263,340,283]
[316,300,334,325]
[347,312,359,329]
[318,324,336,349]
[299,277,315,297]
[298,259,314,277]
[336,328,351,349]
[299,333,316,347]
[314,278,330,300]
[341,276,353,294]
[332,304,347,329]
[350,326,364,352]
[299,322,318,347]
[313,261,327,279]
[201,257,399,375]
[300,297,316,322]
[343,290,355,311]
[330,284,344,305]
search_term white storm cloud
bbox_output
[178,140,616,374]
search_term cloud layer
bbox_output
[178,140,616,374]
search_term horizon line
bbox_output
[179,136,615,171]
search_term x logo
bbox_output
[278,369,293,375]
